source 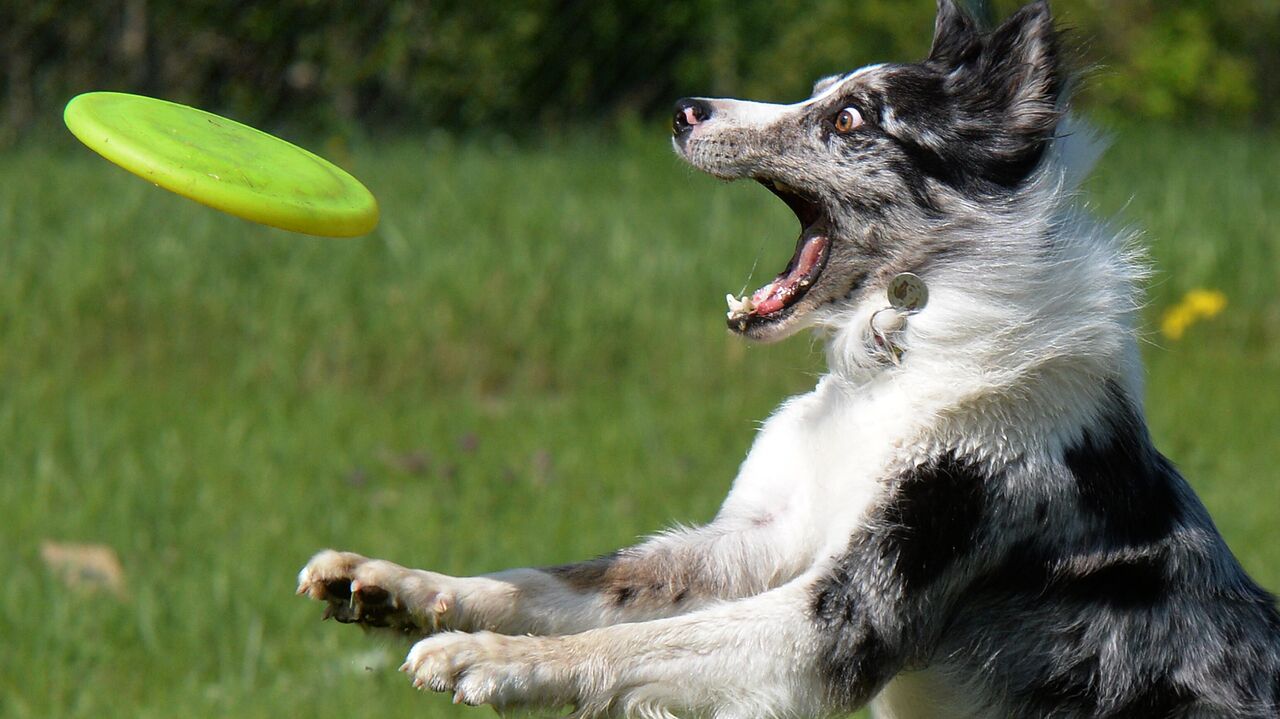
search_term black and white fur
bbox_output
[297,2,1280,716]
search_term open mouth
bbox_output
[725,179,830,332]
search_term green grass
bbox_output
[0,124,1277,718]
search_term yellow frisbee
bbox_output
[64,92,379,237]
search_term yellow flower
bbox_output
[1160,289,1227,340]
[1182,289,1228,316]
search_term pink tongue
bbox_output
[749,236,828,316]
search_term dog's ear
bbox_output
[977,1,1062,143]
[931,1,1063,185]
[929,0,980,67]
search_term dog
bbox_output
[297,2,1280,716]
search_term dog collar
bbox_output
[870,272,928,365]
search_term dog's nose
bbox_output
[672,98,712,136]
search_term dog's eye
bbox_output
[834,107,864,134]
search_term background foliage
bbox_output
[4,0,1279,145]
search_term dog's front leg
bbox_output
[401,572,896,718]
[297,515,811,637]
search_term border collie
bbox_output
[298,2,1280,716]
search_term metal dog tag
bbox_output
[888,272,928,313]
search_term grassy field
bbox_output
[1,124,1277,718]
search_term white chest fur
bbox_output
[719,374,941,564]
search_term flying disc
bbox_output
[63,92,379,237]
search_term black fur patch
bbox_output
[1056,553,1168,610]
[969,539,1052,598]
[973,540,1169,612]
[1019,668,1193,718]
[1019,656,1101,716]
[1111,675,1195,718]
[1064,381,1182,545]
[889,137,965,195]
[821,624,893,705]
[810,582,895,707]
[881,452,988,591]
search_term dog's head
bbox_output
[673,0,1064,342]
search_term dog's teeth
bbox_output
[726,294,754,319]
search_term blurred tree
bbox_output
[1058,0,1267,123]
[1,0,1276,144]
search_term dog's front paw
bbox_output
[402,632,571,709]
[297,549,453,636]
